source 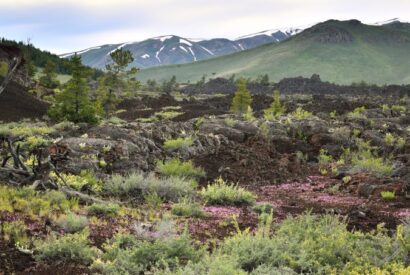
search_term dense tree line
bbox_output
[0,37,103,78]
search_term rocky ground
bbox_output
[1,91,410,273]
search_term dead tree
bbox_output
[0,136,106,204]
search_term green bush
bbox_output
[252,203,274,215]
[350,140,393,176]
[104,172,197,202]
[35,230,97,265]
[219,213,407,273]
[264,90,286,120]
[55,212,88,233]
[156,159,205,179]
[0,61,9,77]
[291,107,312,119]
[93,232,204,273]
[380,191,395,200]
[163,137,194,150]
[171,199,206,218]
[200,177,256,206]
[87,203,120,217]
[1,220,29,247]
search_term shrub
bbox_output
[163,137,194,150]
[171,199,206,218]
[231,78,252,115]
[380,191,395,201]
[51,170,102,193]
[55,212,88,233]
[224,117,237,127]
[154,110,183,120]
[347,106,366,118]
[350,139,393,176]
[87,203,120,217]
[0,61,9,77]
[252,203,274,215]
[1,220,30,247]
[104,172,197,202]
[156,159,205,179]
[264,90,286,120]
[291,107,312,119]
[0,122,55,138]
[384,133,396,146]
[93,231,204,273]
[200,177,256,206]
[35,230,97,265]
[219,213,404,273]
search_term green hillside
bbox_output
[136,20,410,85]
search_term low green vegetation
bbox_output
[104,172,198,202]
[231,78,252,115]
[156,158,205,179]
[200,177,256,206]
[291,107,313,119]
[55,212,88,233]
[87,203,120,217]
[264,90,286,120]
[163,136,194,150]
[0,61,9,77]
[35,230,96,265]
[171,199,206,218]
[350,139,393,176]
[380,191,396,201]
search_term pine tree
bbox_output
[230,78,252,115]
[39,60,59,88]
[48,54,98,123]
[264,90,286,120]
[98,49,138,116]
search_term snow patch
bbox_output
[237,43,244,50]
[188,47,197,61]
[199,46,214,56]
[140,54,150,59]
[371,18,409,26]
[60,46,101,58]
[107,43,131,55]
[152,35,174,42]
[179,46,188,53]
[236,27,303,40]
[155,46,165,63]
[179,38,193,46]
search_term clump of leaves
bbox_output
[93,230,204,273]
[35,230,97,265]
[87,203,120,217]
[291,107,312,119]
[163,137,194,150]
[264,90,286,120]
[104,172,197,202]
[55,212,88,233]
[171,199,206,218]
[200,177,256,206]
[156,158,205,179]
[380,191,395,201]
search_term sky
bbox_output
[1,0,409,54]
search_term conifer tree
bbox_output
[48,54,98,123]
[230,78,252,115]
[264,90,286,120]
[39,60,59,88]
[97,49,138,116]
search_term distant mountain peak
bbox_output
[371,18,409,26]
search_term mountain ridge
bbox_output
[134,19,410,85]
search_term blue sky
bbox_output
[1,0,409,54]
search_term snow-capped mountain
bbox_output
[370,18,409,26]
[60,27,302,69]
